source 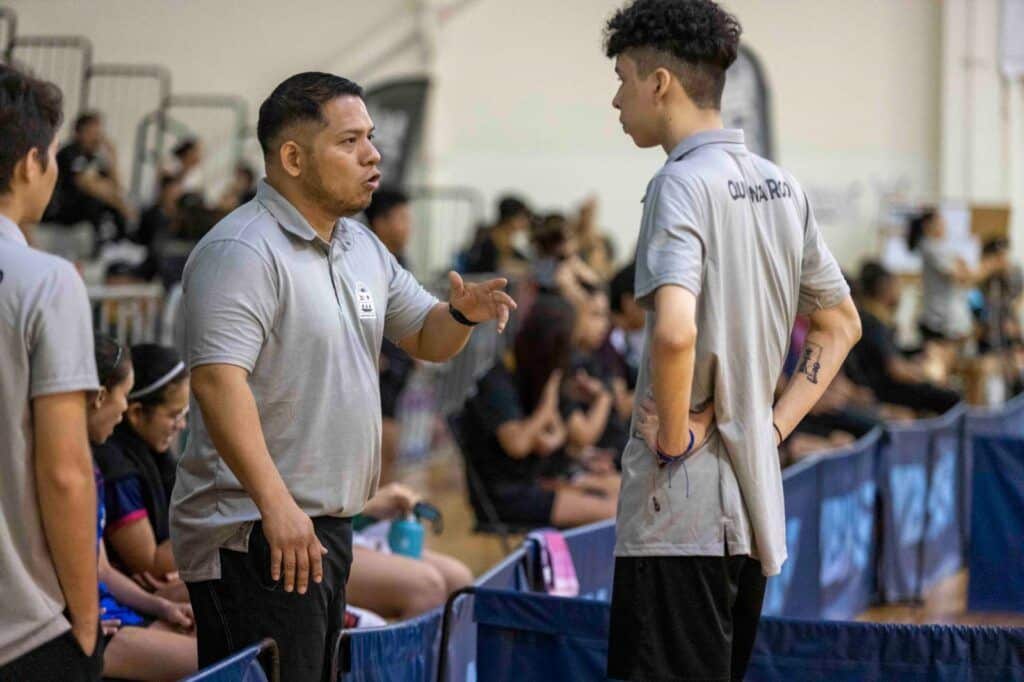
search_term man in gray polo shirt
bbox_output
[0,66,104,680]
[172,72,514,681]
[603,2,862,680]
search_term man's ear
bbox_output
[278,140,303,178]
[653,67,674,103]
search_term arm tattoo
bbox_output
[797,341,823,384]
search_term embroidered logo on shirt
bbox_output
[356,282,376,320]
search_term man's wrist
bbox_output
[448,302,478,327]
[656,430,695,464]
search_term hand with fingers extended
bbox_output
[447,271,517,333]
[261,498,328,595]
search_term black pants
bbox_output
[0,626,104,682]
[186,517,353,682]
[607,554,766,682]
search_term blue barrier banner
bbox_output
[473,589,608,682]
[922,407,965,592]
[342,609,440,682]
[818,431,879,620]
[748,616,1024,681]
[561,519,615,601]
[879,425,930,602]
[968,435,1024,613]
[763,455,820,619]
[186,643,268,682]
[963,394,1024,549]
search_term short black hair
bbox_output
[609,262,636,313]
[0,65,63,194]
[364,187,408,227]
[257,72,364,157]
[532,213,569,257]
[74,110,101,134]
[859,261,892,300]
[497,195,530,224]
[604,0,742,109]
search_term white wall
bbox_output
[7,0,943,270]
[431,0,942,270]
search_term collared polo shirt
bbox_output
[170,180,438,582]
[614,129,849,576]
[0,215,98,664]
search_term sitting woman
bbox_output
[458,294,619,528]
[93,344,189,589]
[89,335,197,680]
[347,482,474,620]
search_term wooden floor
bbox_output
[400,448,1024,627]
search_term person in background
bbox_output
[572,195,616,280]
[458,295,619,528]
[908,208,1008,345]
[847,261,960,415]
[216,162,258,212]
[464,194,532,275]
[608,261,644,388]
[87,336,198,681]
[48,111,135,247]
[164,137,204,196]
[366,187,416,483]
[347,482,473,619]
[94,345,190,596]
[0,64,103,680]
[531,212,603,307]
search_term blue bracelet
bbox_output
[657,429,695,466]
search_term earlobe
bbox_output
[280,142,302,178]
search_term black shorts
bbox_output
[607,554,766,682]
[488,483,556,526]
[186,516,353,682]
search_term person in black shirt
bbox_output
[463,194,532,275]
[366,188,415,483]
[847,262,960,415]
[457,294,618,527]
[47,111,134,245]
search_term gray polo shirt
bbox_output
[0,216,98,665]
[170,180,438,582]
[615,130,848,577]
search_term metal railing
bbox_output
[405,185,485,279]
[89,282,165,346]
[9,35,93,135]
[86,63,172,201]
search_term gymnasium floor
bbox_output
[401,447,1024,628]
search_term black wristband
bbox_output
[448,302,479,327]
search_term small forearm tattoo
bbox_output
[797,341,823,384]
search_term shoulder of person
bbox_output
[182,204,278,277]
[345,218,394,262]
[92,438,138,481]
[5,244,86,302]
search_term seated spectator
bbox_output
[571,195,616,280]
[458,295,619,528]
[46,111,134,247]
[347,483,473,619]
[608,261,644,388]
[366,188,416,482]
[846,261,960,415]
[463,195,532,276]
[93,344,189,587]
[531,212,602,307]
[566,285,631,460]
[216,162,258,212]
[88,336,197,680]
[163,137,204,195]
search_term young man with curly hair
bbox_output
[603,1,861,679]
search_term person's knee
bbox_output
[443,559,474,592]
[401,564,448,617]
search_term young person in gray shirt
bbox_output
[172,72,515,681]
[0,66,104,680]
[602,2,862,680]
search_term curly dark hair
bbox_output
[604,0,741,109]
